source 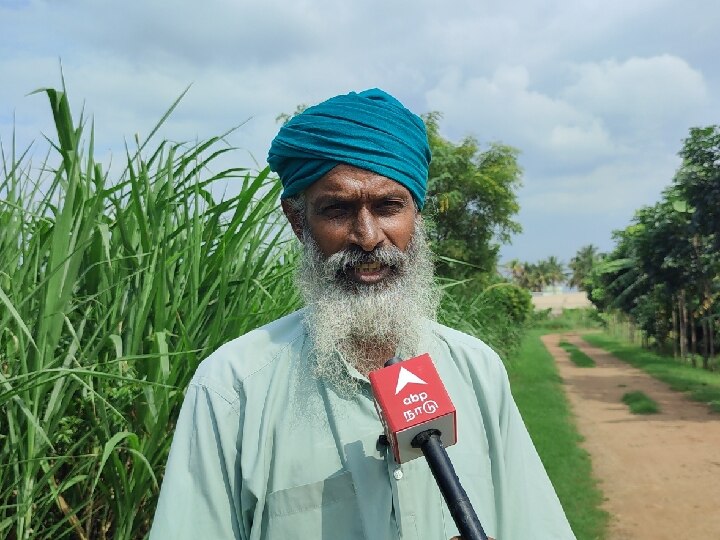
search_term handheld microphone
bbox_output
[369,353,489,540]
[369,353,457,463]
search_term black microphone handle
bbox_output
[411,430,489,540]
[384,356,404,367]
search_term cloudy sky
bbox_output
[2,0,718,265]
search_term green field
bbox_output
[507,329,608,540]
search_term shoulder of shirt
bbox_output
[189,309,306,400]
[428,320,501,359]
[426,320,510,378]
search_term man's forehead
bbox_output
[306,165,413,201]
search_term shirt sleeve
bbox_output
[149,381,250,540]
[494,361,577,540]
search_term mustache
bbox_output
[324,245,408,275]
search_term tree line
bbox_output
[504,126,720,369]
[583,126,720,368]
[504,245,604,293]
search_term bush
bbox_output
[482,282,533,325]
[439,280,530,359]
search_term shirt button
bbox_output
[393,468,404,480]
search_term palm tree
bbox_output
[569,245,602,291]
[504,258,526,285]
[543,256,566,290]
[522,261,548,292]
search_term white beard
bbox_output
[295,218,440,395]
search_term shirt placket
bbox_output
[342,354,431,540]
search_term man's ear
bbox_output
[281,199,304,241]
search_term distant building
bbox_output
[531,291,592,315]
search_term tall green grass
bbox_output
[439,281,530,359]
[0,88,300,539]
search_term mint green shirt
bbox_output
[150,310,574,539]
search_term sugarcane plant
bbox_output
[0,87,300,539]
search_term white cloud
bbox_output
[563,55,708,136]
[425,65,618,172]
[2,0,719,264]
[523,152,680,217]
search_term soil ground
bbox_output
[542,333,720,540]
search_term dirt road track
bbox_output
[542,333,720,540]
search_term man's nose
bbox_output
[350,208,385,251]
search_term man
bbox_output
[150,89,575,539]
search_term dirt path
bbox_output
[542,333,720,540]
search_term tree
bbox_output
[585,126,720,366]
[424,112,522,278]
[586,185,719,365]
[505,257,566,292]
[504,258,526,284]
[675,126,720,247]
[518,261,543,291]
[542,256,566,288]
[673,126,720,365]
[276,104,308,126]
[569,244,603,291]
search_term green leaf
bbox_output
[91,431,139,494]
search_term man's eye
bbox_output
[377,200,404,213]
[321,205,349,218]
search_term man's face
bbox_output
[284,163,437,384]
[284,164,418,287]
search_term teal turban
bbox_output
[267,88,431,210]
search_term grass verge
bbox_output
[621,391,660,414]
[507,329,608,540]
[559,341,596,367]
[582,333,720,413]
[531,307,604,332]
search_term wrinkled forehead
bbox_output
[305,165,415,206]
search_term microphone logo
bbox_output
[395,366,428,394]
[369,353,458,463]
[422,400,439,414]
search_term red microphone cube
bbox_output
[369,353,457,463]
